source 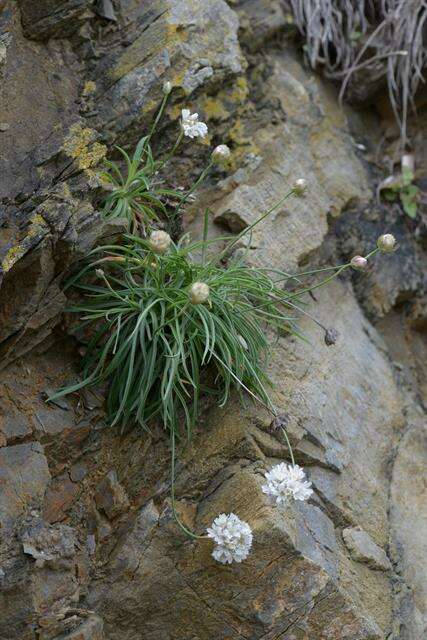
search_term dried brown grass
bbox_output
[286,0,427,144]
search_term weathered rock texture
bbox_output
[1,1,426,640]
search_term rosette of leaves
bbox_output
[381,165,420,219]
[50,207,305,436]
[100,135,185,234]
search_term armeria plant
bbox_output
[50,83,398,564]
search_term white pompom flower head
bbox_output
[262,462,313,507]
[207,513,253,564]
[189,281,210,304]
[181,109,208,139]
[377,233,396,253]
[148,230,171,254]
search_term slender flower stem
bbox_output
[268,293,330,332]
[157,131,184,173]
[288,247,380,300]
[281,427,295,466]
[208,188,296,268]
[274,264,349,282]
[170,427,207,540]
[287,264,349,299]
[201,208,210,265]
[147,93,170,144]
[173,161,214,221]
[365,248,380,260]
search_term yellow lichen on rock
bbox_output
[1,245,25,274]
[230,76,249,102]
[109,22,182,82]
[63,123,106,170]
[82,80,96,96]
[202,97,230,121]
[1,213,49,273]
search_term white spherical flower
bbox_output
[95,268,105,278]
[207,513,253,564]
[189,281,210,304]
[212,144,231,164]
[181,109,208,139]
[262,463,313,507]
[149,230,171,254]
[350,255,368,271]
[293,178,307,195]
[377,233,396,253]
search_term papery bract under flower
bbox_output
[262,462,313,506]
[207,513,253,564]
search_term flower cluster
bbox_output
[207,513,253,564]
[149,229,171,254]
[181,109,208,139]
[262,463,313,506]
[189,281,210,304]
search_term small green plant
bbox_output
[49,87,398,557]
[51,195,302,435]
[51,200,389,434]
[381,166,420,219]
[100,134,186,234]
[99,88,216,235]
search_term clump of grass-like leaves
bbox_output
[51,197,304,436]
[100,133,185,235]
[99,90,214,236]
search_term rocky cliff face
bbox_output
[0,2,426,639]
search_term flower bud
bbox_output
[189,281,210,304]
[377,233,396,253]
[350,255,368,271]
[212,144,231,164]
[149,230,171,254]
[162,81,172,95]
[324,328,339,346]
[293,178,307,196]
[95,268,105,278]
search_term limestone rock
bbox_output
[94,0,245,140]
[0,0,425,637]
[0,6,82,200]
[0,516,89,640]
[390,407,427,639]
[0,442,50,534]
[343,527,392,571]
[214,51,371,271]
[94,471,130,520]
[43,473,79,524]
[233,0,297,51]
[17,0,91,41]
[51,614,104,640]
[22,519,77,568]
